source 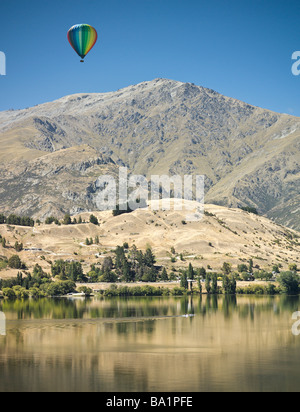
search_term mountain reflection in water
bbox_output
[0,295,300,392]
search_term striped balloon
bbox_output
[67,24,98,61]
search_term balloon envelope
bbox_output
[67,24,98,60]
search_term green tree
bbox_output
[205,275,211,294]
[29,287,44,299]
[249,259,254,273]
[51,260,84,282]
[144,247,156,267]
[230,276,237,295]
[6,214,34,227]
[101,270,118,283]
[180,272,188,290]
[223,275,237,295]
[12,286,29,299]
[68,261,84,282]
[278,272,300,295]
[115,246,126,270]
[141,267,157,282]
[237,264,248,273]
[63,214,72,225]
[198,267,207,279]
[197,277,202,294]
[211,274,218,294]
[188,263,194,280]
[45,216,59,225]
[40,280,76,297]
[102,256,113,273]
[121,258,134,282]
[241,271,249,281]
[161,267,168,281]
[222,262,232,275]
[89,214,99,225]
[241,206,258,215]
[260,271,273,281]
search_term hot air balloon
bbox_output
[67,24,98,62]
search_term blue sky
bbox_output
[0,0,300,115]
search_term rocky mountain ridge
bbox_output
[0,78,299,229]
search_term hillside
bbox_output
[0,78,299,229]
[0,203,299,279]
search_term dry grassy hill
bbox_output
[0,203,299,279]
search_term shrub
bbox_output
[12,286,29,299]
[0,258,8,270]
[8,255,22,269]
[236,284,278,295]
[238,264,249,273]
[240,206,258,215]
[40,280,76,296]
[2,287,16,299]
[77,286,93,296]
[14,241,23,252]
[29,287,46,299]
[171,287,186,296]
[278,271,300,295]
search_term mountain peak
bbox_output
[0,79,299,230]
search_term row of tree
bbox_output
[45,214,99,226]
[0,213,34,227]
[0,264,76,299]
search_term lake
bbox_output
[1,294,300,392]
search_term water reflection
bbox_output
[2,294,298,321]
[1,295,300,392]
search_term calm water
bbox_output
[1,295,300,392]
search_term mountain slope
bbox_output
[0,203,299,279]
[0,78,299,229]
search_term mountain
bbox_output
[0,78,299,229]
